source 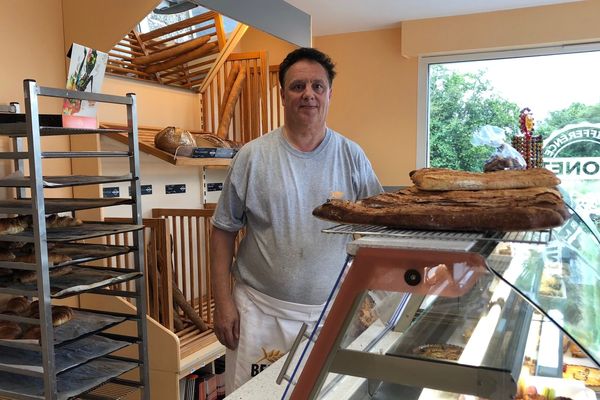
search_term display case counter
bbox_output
[279,206,600,400]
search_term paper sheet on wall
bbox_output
[62,43,109,129]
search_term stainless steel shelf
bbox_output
[0,222,143,243]
[323,223,552,245]
[0,197,133,214]
[0,79,149,400]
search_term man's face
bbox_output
[281,60,332,130]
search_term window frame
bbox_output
[416,42,600,169]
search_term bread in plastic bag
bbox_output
[472,125,526,172]
[154,126,196,154]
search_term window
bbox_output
[138,4,238,41]
[418,44,600,221]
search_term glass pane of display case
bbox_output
[485,207,600,366]
[282,207,600,400]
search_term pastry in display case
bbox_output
[278,198,600,400]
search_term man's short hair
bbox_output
[279,47,336,87]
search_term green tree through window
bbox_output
[428,65,519,171]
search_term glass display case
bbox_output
[278,204,600,400]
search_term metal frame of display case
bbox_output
[0,80,149,400]
[280,222,600,400]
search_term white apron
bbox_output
[225,282,323,395]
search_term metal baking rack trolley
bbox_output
[0,80,150,399]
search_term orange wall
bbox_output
[99,77,202,130]
[0,0,72,198]
[0,1,66,105]
[315,29,416,186]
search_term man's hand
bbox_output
[214,296,240,350]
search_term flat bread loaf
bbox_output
[313,185,569,232]
[410,168,561,191]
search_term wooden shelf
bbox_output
[101,123,233,167]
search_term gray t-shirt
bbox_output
[212,127,382,304]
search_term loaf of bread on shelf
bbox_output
[28,302,74,326]
[45,214,83,228]
[154,126,196,154]
[0,249,15,261]
[0,320,22,339]
[52,306,73,326]
[4,296,31,314]
[194,133,242,149]
[21,325,41,340]
[313,185,568,232]
[14,251,72,266]
[15,264,72,283]
[409,167,561,191]
[0,215,30,236]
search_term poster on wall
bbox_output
[62,43,109,129]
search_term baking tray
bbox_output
[0,114,127,137]
[0,308,128,348]
[0,264,141,298]
[0,197,133,214]
[0,221,143,243]
[0,174,134,188]
[0,357,137,400]
[0,334,130,374]
[323,223,553,245]
[0,243,133,269]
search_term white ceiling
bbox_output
[284,0,582,36]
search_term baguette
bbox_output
[314,200,565,231]
[313,185,569,232]
[410,168,560,191]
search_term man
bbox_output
[210,47,382,394]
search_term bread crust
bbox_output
[410,168,561,191]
